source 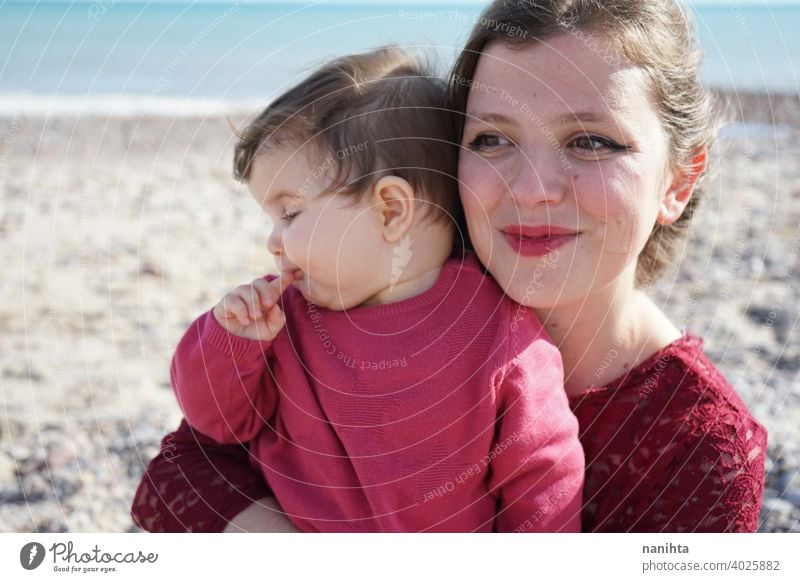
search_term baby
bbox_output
[171,46,584,532]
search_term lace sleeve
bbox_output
[131,419,272,532]
[573,333,767,533]
[627,413,766,532]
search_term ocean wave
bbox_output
[0,92,268,117]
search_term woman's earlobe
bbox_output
[657,148,708,225]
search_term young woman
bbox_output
[132,0,766,533]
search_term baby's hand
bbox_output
[212,272,297,342]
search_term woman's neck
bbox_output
[536,271,681,398]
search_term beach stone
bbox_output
[0,452,17,483]
[762,497,795,518]
[745,305,775,327]
[784,488,800,507]
[777,465,800,494]
[46,445,76,470]
[775,352,800,372]
[764,455,775,476]
[139,260,164,278]
[744,288,798,346]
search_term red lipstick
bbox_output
[501,225,578,257]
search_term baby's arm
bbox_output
[489,340,585,533]
[172,273,295,444]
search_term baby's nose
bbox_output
[267,229,283,256]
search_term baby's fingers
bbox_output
[266,303,286,333]
[252,272,296,308]
[273,270,298,296]
[235,284,272,320]
[250,278,277,310]
[221,293,253,326]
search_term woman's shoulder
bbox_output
[574,332,766,447]
[637,333,758,423]
[575,333,767,532]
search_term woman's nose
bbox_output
[508,146,568,207]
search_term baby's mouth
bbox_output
[280,266,304,280]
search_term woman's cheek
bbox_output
[621,175,662,252]
[459,152,496,202]
[459,159,501,240]
[592,178,650,262]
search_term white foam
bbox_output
[0,92,269,117]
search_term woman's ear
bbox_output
[371,175,416,243]
[657,147,708,225]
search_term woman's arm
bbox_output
[131,419,283,532]
[628,417,766,533]
[224,497,300,533]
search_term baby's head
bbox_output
[234,46,462,311]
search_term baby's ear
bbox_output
[371,175,416,243]
[658,147,708,225]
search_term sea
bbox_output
[1,0,798,114]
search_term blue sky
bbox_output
[159,0,797,3]
[24,0,800,4]
[166,0,798,3]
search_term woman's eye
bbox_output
[570,135,629,155]
[466,134,511,152]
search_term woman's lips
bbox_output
[501,225,578,257]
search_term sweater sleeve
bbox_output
[488,338,584,533]
[131,419,273,532]
[171,309,277,444]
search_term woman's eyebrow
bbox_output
[551,111,612,125]
[465,110,613,127]
[464,112,515,126]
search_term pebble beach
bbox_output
[1,91,798,533]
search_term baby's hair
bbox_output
[233,45,463,230]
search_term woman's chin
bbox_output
[487,261,561,308]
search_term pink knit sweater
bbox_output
[172,254,584,532]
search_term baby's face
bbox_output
[247,145,388,310]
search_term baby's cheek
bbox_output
[282,226,315,270]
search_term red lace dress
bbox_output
[570,334,766,532]
[132,333,767,532]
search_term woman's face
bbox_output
[458,34,676,309]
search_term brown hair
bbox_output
[233,45,463,230]
[448,0,721,286]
